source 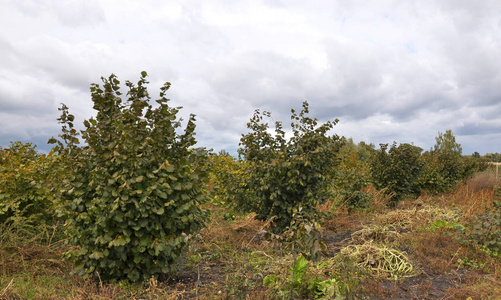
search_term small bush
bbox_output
[467,188,501,257]
[207,152,251,208]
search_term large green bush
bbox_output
[238,101,342,232]
[50,72,208,282]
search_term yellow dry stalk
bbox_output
[340,241,416,280]
[415,205,457,222]
[350,224,401,245]
[376,210,414,229]
[376,205,457,230]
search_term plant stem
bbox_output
[289,253,297,300]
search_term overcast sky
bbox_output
[1,0,501,155]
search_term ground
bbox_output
[1,175,500,299]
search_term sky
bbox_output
[1,0,501,156]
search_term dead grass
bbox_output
[415,171,499,223]
[322,209,365,232]
[365,185,392,213]
[467,169,501,192]
[1,172,500,299]
[350,224,402,245]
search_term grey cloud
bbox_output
[2,0,501,156]
[456,120,501,136]
[203,51,315,111]
[11,0,105,27]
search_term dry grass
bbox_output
[322,210,364,232]
[416,171,499,221]
[365,185,392,213]
[1,171,500,299]
[467,169,501,192]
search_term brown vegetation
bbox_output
[1,172,500,299]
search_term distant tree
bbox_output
[485,152,501,162]
[369,142,424,204]
[207,150,251,210]
[433,130,462,155]
[430,130,464,189]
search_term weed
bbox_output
[263,255,356,299]
[457,257,487,271]
[430,219,465,235]
[467,197,501,257]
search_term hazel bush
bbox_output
[50,72,208,282]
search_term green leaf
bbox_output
[263,275,276,287]
[109,236,127,247]
[134,255,142,264]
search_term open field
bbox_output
[1,171,500,299]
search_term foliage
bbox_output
[278,207,327,262]
[420,130,486,194]
[369,142,424,204]
[334,138,373,212]
[207,151,251,208]
[461,155,489,179]
[417,152,450,194]
[429,130,465,190]
[369,131,482,201]
[467,188,501,257]
[238,101,342,232]
[50,72,209,282]
[0,142,59,224]
[430,219,465,234]
[484,152,501,162]
[457,256,488,270]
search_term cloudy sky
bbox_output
[1,0,501,155]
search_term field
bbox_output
[1,170,500,300]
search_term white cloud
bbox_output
[1,0,501,155]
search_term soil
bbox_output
[158,226,489,299]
